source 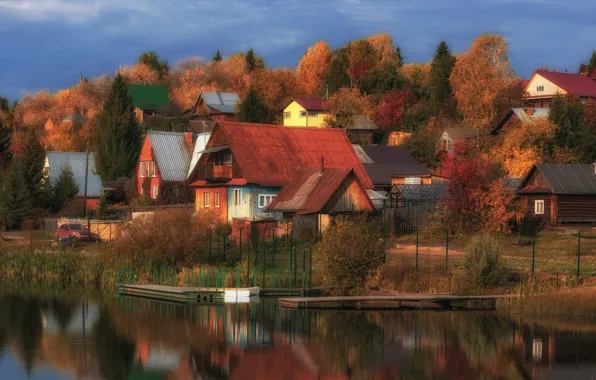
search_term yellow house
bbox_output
[282,98,331,127]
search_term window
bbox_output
[152,185,159,199]
[283,111,291,119]
[534,200,545,215]
[258,194,275,208]
[214,192,220,208]
[536,85,544,92]
[299,111,307,118]
[204,192,210,208]
[151,161,156,177]
[405,177,422,185]
[140,162,146,177]
[532,338,543,362]
[233,189,242,206]
[140,161,152,178]
[308,111,318,117]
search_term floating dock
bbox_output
[119,284,260,303]
[278,294,512,310]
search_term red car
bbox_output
[56,223,90,241]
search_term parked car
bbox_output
[56,223,90,241]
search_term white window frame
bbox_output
[140,162,146,177]
[405,177,422,185]
[204,192,210,208]
[258,194,275,208]
[283,111,291,119]
[299,111,307,118]
[537,86,544,92]
[214,192,220,208]
[534,200,545,215]
[152,185,159,199]
[233,189,242,206]
[151,161,156,177]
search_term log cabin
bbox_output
[517,163,596,227]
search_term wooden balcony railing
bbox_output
[205,164,233,180]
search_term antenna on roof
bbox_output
[216,90,224,105]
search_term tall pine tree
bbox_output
[590,50,596,70]
[0,163,32,229]
[20,129,46,209]
[137,51,169,78]
[96,74,141,181]
[0,118,11,171]
[395,45,404,67]
[245,49,256,72]
[429,41,456,116]
[213,50,223,62]
[51,165,79,213]
[237,87,271,123]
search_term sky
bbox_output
[0,0,595,100]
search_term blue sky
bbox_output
[1,0,595,100]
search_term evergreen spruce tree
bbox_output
[0,118,11,171]
[245,49,256,72]
[0,163,32,229]
[0,96,8,114]
[590,50,596,70]
[51,165,79,213]
[359,62,404,95]
[95,74,141,181]
[237,87,271,123]
[549,94,565,126]
[137,51,169,78]
[429,41,456,116]
[395,45,404,67]
[20,129,46,209]
[213,50,223,62]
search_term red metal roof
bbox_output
[292,98,330,111]
[209,122,373,189]
[266,168,353,214]
[531,71,596,97]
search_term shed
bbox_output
[517,163,596,226]
[344,115,379,144]
[126,84,171,122]
[437,128,488,154]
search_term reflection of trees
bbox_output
[52,300,75,332]
[93,309,136,380]
[398,351,435,380]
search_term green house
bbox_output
[127,84,171,123]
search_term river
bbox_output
[0,289,595,379]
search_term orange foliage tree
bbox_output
[323,87,372,128]
[296,41,331,97]
[450,35,516,127]
[367,33,398,66]
[252,68,304,123]
[118,63,161,85]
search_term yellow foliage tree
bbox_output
[118,63,161,85]
[367,33,397,66]
[450,35,516,127]
[296,41,331,97]
[323,87,372,128]
[401,63,431,89]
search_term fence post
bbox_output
[208,231,212,262]
[416,227,419,271]
[262,242,266,288]
[247,247,251,287]
[531,230,536,274]
[239,227,243,258]
[445,228,449,273]
[577,231,581,279]
[223,234,227,262]
[309,247,313,289]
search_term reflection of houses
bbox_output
[186,91,240,122]
[44,152,103,210]
[517,163,596,227]
[189,122,373,240]
[127,84,171,123]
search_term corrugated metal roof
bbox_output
[535,164,596,195]
[346,115,378,130]
[532,71,596,97]
[147,131,192,182]
[187,132,211,179]
[511,108,550,121]
[200,92,239,114]
[207,122,373,189]
[503,177,523,191]
[127,84,171,109]
[292,98,330,111]
[393,184,447,201]
[45,152,102,197]
[357,145,431,186]
[266,168,354,214]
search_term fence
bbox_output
[45,218,123,241]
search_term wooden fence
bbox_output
[384,202,443,236]
[45,218,123,241]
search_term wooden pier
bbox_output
[278,294,512,310]
[119,284,260,303]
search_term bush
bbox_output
[111,209,221,268]
[314,215,385,294]
[462,234,509,286]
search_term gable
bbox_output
[525,73,566,98]
[518,167,552,194]
[322,174,374,214]
[284,101,306,113]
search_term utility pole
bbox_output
[83,141,90,242]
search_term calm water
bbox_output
[0,290,596,380]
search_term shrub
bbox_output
[111,209,220,268]
[314,214,385,294]
[462,234,509,286]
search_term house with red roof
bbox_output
[282,98,331,127]
[188,122,374,239]
[523,70,596,108]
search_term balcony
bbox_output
[205,164,233,181]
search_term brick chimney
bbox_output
[184,132,194,150]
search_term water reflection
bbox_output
[0,292,595,379]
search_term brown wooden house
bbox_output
[517,163,596,227]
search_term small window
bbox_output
[308,111,318,117]
[258,194,275,208]
[299,111,307,118]
[536,86,544,92]
[534,200,545,215]
[140,162,146,177]
[151,161,156,177]
[233,189,242,206]
[405,177,422,185]
[283,111,291,119]
[204,192,210,208]
[532,338,543,362]
[214,192,220,208]
[152,185,159,199]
